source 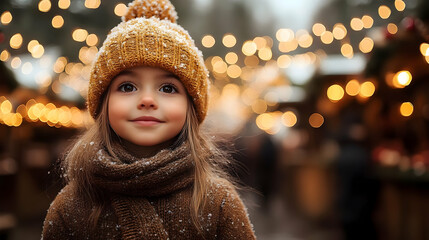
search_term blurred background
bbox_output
[1,0,429,239]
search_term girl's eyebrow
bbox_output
[114,70,138,79]
[157,73,180,81]
[113,70,180,81]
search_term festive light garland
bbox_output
[0,0,423,132]
[0,96,91,128]
[200,3,410,134]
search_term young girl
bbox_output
[42,0,256,239]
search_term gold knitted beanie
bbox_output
[88,0,209,122]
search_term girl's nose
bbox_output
[138,92,158,109]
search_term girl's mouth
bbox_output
[131,116,164,126]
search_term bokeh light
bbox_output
[362,15,374,28]
[114,3,128,17]
[333,24,347,40]
[359,37,374,53]
[258,47,272,61]
[378,5,391,19]
[297,30,313,48]
[10,57,21,69]
[202,35,215,48]
[222,34,237,48]
[400,102,413,117]
[276,29,294,42]
[38,0,51,12]
[244,55,259,67]
[213,60,227,74]
[277,55,291,68]
[85,0,101,9]
[1,11,12,25]
[256,113,275,131]
[279,39,298,52]
[10,33,23,49]
[350,18,364,31]
[393,70,412,88]
[341,43,354,59]
[309,113,324,128]
[0,50,10,62]
[320,31,334,44]
[387,23,398,34]
[420,43,429,56]
[27,40,39,52]
[72,29,88,42]
[86,34,99,46]
[226,65,242,78]
[359,81,376,98]
[395,0,406,11]
[312,23,326,37]
[242,41,257,56]
[327,84,344,102]
[225,52,238,64]
[1,100,12,114]
[252,99,268,114]
[52,15,64,28]
[282,111,298,127]
[31,44,45,58]
[345,79,360,96]
[58,0,71,9]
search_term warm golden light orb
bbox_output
[359,37,374,53]
[346,79,360,96]
[312,23,326,37]
[10,33,23,49]
[309,113,324,128]
[114,3,128,17]
[242,41,257,56]
[378,5,391,19]
[58,0,71,9]
[282,111,297,127]
[222,34,237,48]
[359,81,376,98]
[327,84,344,102]
[72,29,88,42]
[1,11,12,25]
[52,15,64,28]
[202,35,215,48]
[400,102,413,117]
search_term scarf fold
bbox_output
[87,141,194,239]
[90,141,194,197]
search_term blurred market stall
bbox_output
[1,0,429,239]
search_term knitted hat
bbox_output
[87,0,209,122]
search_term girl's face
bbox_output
[108,66,188,147]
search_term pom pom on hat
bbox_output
[122,0,178,23]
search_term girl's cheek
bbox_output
[166,99,188,120]
[108,94,130,119]
[169,106,187,120]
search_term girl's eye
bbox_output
[118,83,136,92]
[160,84,178,94]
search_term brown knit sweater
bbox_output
[42,142,256,239]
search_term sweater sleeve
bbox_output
[42,191,71,240]
[216,184,256,240]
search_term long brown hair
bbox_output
[62,87,233,231]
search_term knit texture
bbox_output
[88,0,209,123]
[42,142,256,239]
[91,141,194,197]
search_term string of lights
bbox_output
[0,0,427,134]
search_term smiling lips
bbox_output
[131,116,164,126]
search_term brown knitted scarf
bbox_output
[88,142,194,239]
